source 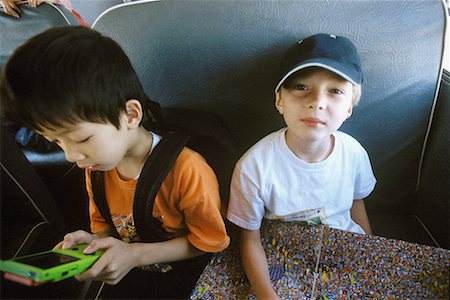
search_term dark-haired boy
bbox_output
[1,26,229,298]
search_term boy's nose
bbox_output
[63,147,85,164]
[307,92,327,110]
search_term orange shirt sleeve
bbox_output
[156,148,230,253]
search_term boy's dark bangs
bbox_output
[2,26,164,133]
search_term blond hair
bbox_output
[352,84,362,106]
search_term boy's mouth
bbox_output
[77,163,99,171]
[302,117,325,128]
[86,165,99,171]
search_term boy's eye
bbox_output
[330,88,344,94]
[76,136,92,143]
[293,84,308,91]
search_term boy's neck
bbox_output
[116,127,153,180]
[285,132,334,163]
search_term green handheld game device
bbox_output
[0,244,104,285]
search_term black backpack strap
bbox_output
[133,131,190,242]
[91,171,120,239]
[90,131,190,242]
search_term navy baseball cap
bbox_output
[275,33,363,93]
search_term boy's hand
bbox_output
[28,0,55,7]
[53,230,96,250]
[1,0,20,18]
[75,237,139,285]
[1,0,54,18]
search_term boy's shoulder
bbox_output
[236,128,286,169]
[335,130,361,143]
[334,130,359,142]
[175,147,209,167]
[334,131,369,155]
[246,128,285,152]
[172,147,217,181]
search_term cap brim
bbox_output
[275,59,361,93]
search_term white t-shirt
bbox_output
[227,128,376,234]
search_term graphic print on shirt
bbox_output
[111,213,139,243]
[271,207,327,226]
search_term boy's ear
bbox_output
[275,91,283,115]
[346,105,353,119]
[124,99,143,129]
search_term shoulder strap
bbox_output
[133,131,190,242]
[91,171,120,239]
[91,131,190,242]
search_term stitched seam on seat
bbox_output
[12,221,48,259]
[416,4,449,193]
[92,0,159,27]
[413,215,441,248]
[49,2,72,25]
[1,162,50,224]
[94,282,106,300]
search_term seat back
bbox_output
[70,0,125,25]
[416,69,450,249]
[0,125,87,300]
[1,125,65,259]
[0,2,79,68]
[92,0,447,216]
[1,1,79,258]
[1,0,89,246]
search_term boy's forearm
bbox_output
[350,199,372,235]
[241,229,279,299]
[132,235,205,267]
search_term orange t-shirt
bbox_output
[86,147,230,253]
